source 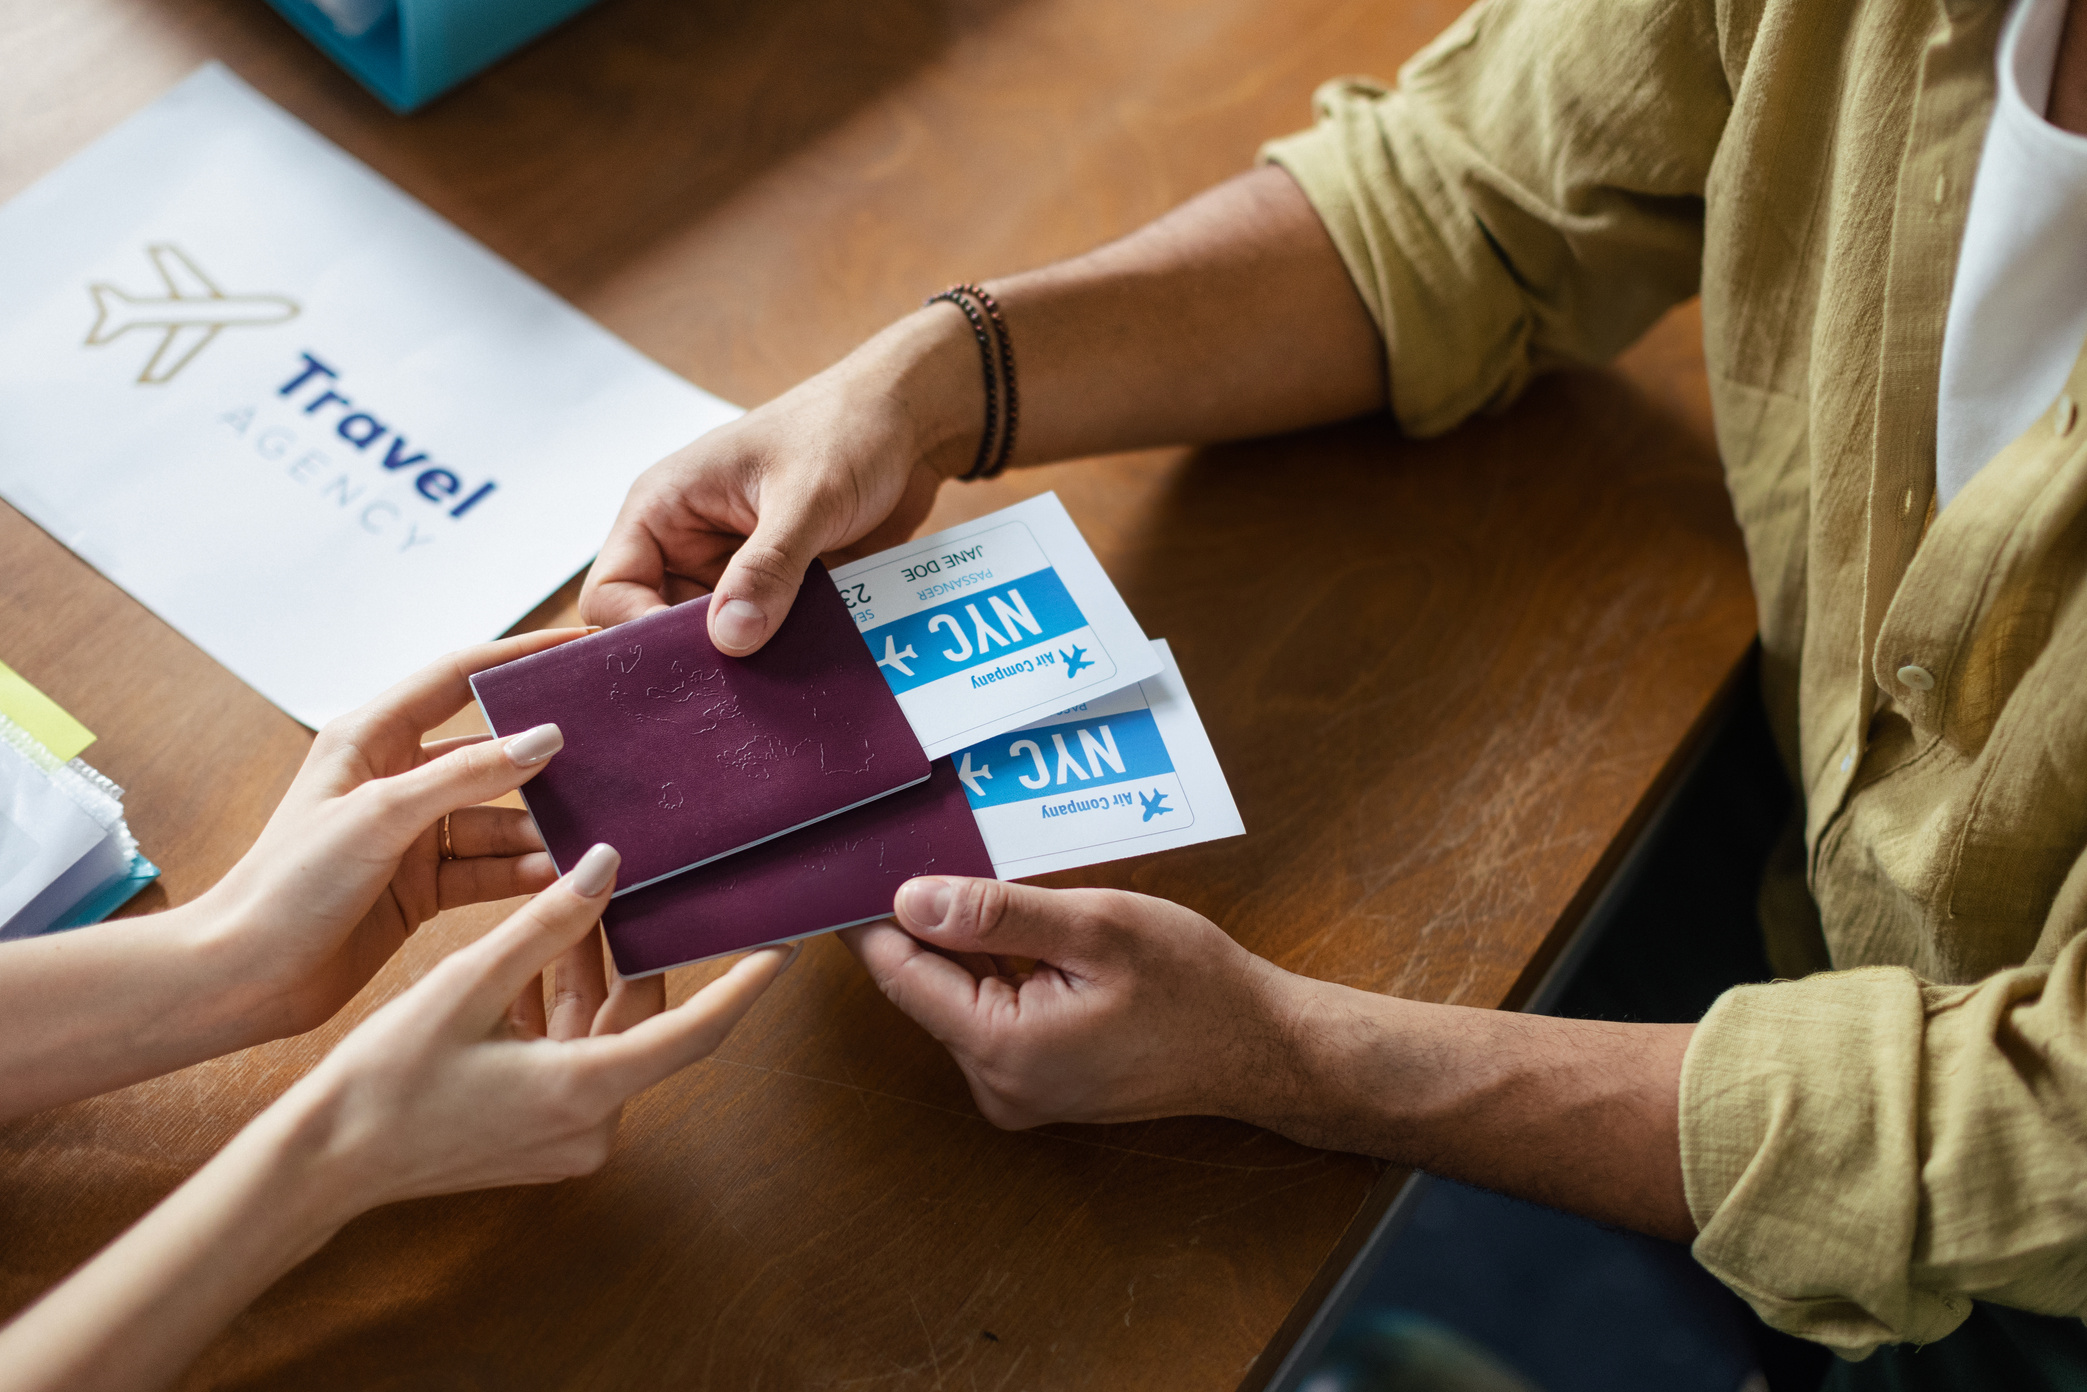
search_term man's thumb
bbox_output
[895,877,1101,962]
[709,503,827,656]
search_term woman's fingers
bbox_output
[346,629,591,745]
[445,805,544,858]
[420,733,494,761]
[355,724,564,851]
[509,972,549,1040]
[435,851,557,911]
[593,968,667,1037]
[578,944,797,1097]
[445,845,620,1029]
[546,927,610,1042]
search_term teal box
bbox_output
[264,0,606,113]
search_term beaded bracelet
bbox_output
[966,284,1018,478]
[924,283,1019,480]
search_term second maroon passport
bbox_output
[602,757,995,974]
[470,561,929,894]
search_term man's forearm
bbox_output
[852,166,1385,480]
[988,165,1386,461]
[1248,978,1697,1241]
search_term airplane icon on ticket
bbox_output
[957,751,992,798]
[875,636,918,678]
[1139,788,1171,821]
[85,244,299,385]
[1060,644,1093,678]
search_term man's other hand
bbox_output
[840,877,1302,1129]
[843,874,1697,1241]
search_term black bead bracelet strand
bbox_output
[924,283,1018,480]
[964,284,1019,478]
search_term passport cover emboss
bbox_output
[471,561,929,894]
[603,757,995,974]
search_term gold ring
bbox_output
[439,812,456,861]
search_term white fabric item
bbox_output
[1936,0,2087,510]
[0,734,110,933]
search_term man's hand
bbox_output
[840,877,1304,1128]
[846,874,1698,1242]
[578,168,1388,656]
[579,311,978,653]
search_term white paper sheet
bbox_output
[0,64,739,727]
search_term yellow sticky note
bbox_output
[0,660,95,763]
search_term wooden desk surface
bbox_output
[0,1,1754,1387]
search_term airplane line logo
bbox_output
[875,636,918,678]
[85,244,299,385]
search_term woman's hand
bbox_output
[0,630,591,1122]
[198,630,592,1041]
[0,847,795,1392]
[286,842,796,1207]
[579,309,979,653]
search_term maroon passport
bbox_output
[470,561,929,895]
[602,757,994,974]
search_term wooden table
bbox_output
[0,1,1755,1386]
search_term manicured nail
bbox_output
[713,599,766,653]
[571,843,620,897]
[504,723,563,766]
[584,625,604,635]
[898,877,952,930]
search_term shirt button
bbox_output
[1898,663,1936,692]
[2057,395,2078,437]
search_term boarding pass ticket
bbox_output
[831,491,1160,759]
[959,638,1241,879]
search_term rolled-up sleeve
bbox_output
[1683,929,2087,1357]
[1260,0,1726,437]
[1267,0,2087,1361]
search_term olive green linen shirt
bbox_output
[1264,0,2087,1359]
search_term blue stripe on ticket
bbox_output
[858,568,1087,695]
[951,707,1176,810]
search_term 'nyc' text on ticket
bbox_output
[955,639,1244,880]
[829,492,1160,759]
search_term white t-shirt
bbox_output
[1935,0,2087,510]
